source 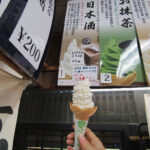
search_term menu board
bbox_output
[58,0,100,86]
[98,0,146,86]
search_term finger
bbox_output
[85,128,98,140]
[66,139,74,145]
[86,128,105,150]
[67,132,74,140]
[73,124,75,129]
[79,134,95,150]
[67,145,74,150]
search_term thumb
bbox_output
[79,134,95,150]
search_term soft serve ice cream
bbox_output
[70,79,97,120]
[101,38,122,74]
[72,79,94,109]
[60,39,81,77]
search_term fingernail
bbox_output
[67,146,71,150]
[79,134,85,143]
[66,140,69,144]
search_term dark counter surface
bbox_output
[17,85,150,134]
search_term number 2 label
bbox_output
[101,73,112,83]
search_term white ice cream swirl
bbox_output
[60,39,80,77]
[72,79,94,109]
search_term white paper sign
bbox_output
[73,66,97,81]
[58,68,65,78]
[101,73,112,83]
[0,69,29,150]
[9,0,54,69]
[130,0,150,24]
[0,0,10,18]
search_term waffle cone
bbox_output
[122,71,137,85]
[70,102,97,120]
[65,74,72,79]
[101,71,137,86]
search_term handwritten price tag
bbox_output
[9,0,54,69]
[73,66,97,81]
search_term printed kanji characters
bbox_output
[84,21,95,30]
[120,6,132,15]
[120,0,130,5]
[87,1,94,8]
[40,0,46,11]
[121,18,133,28]
[85,10,96,18]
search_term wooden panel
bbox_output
[0,51,29,79]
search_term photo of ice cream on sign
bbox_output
[58,38,100,86]
[60,39,83,80]
[60,38,99,78]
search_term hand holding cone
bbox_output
[70,79,97,150]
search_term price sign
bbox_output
[73,66,97,81]
[70,50,84,65]
[9,0,54,70]
[101,73,112,83]
[0,0,10,17]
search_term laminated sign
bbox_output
[0,0,10,18]
[130,0,150,85]
[0,0,55,79]
[99,0,146,86]
[58,0,100,86]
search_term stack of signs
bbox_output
[58,0,148,87]
[99,0,146,86]
[0,0,55,79]
[130,0,150,85]
[58,0,100,86]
